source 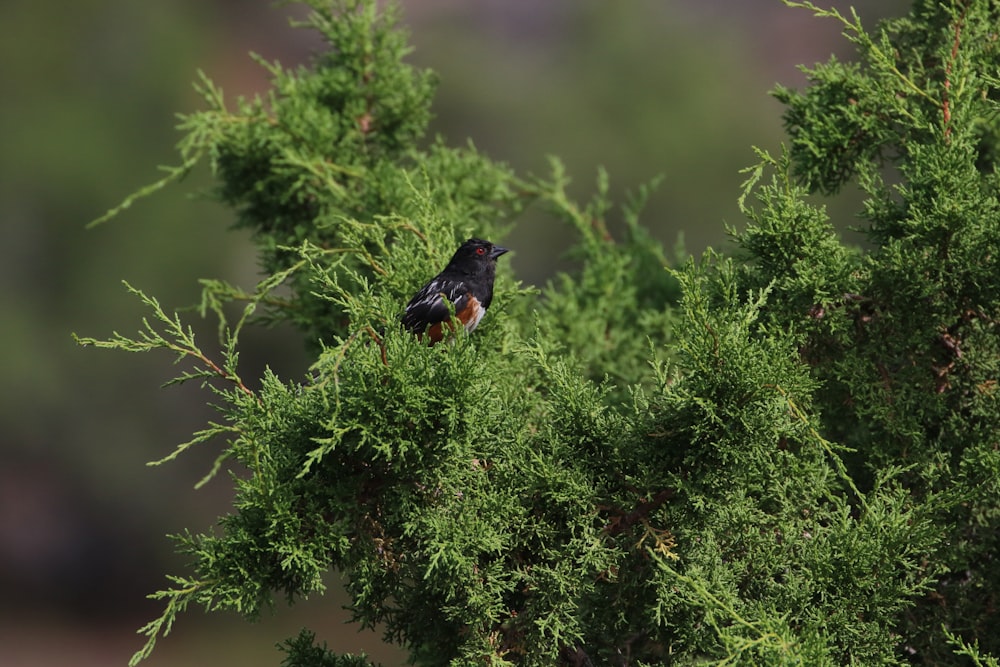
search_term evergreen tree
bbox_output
[80,0,1000,664]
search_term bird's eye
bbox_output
[476,247,486,255]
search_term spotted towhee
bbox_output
[402,238,509,344]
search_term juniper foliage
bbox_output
[80,0,1000,665]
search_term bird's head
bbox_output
[446,238,509,274]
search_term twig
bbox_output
[941,1,969,139]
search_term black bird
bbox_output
[401,238,509,344]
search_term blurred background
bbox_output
[1,1,907,665]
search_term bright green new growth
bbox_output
[79,0,1000,665]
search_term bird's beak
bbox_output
[490,245,510,259]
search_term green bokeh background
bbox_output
[0,1,904,665]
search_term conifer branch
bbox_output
[783,0,941,108]
[941,0,970,138]
[768,383,870,513]
[74,281,259,404]
[129,576,216,667]
[87,155,202,228]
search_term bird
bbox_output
[401,238,509,344]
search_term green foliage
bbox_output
[740,1,1000,663]
[281,630,379,667]
[82,0,1000,665]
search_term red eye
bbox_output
[476,247,486,255]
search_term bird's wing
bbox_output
[401,278,470,332]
